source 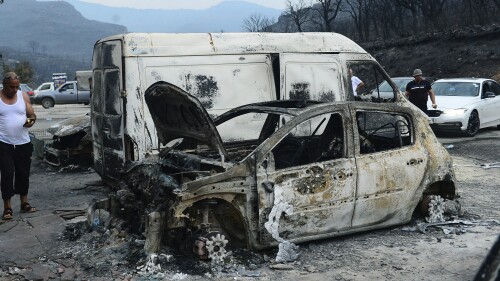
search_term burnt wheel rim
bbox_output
[466,112,479,136]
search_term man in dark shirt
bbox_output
[405,69,437,114]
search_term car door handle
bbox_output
[407,158,424,166]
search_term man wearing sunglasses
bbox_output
[0,72,37,220]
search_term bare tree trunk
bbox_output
[314,0,343,32]
[286,0,312,32]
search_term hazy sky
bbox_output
[79,0,286,10]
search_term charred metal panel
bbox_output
[353,146,428,227]
[123,57,157,162]
[181,74,219,109]
[257,159,357,242]
[92,40,121,69]
[104,70,122,115]
[143,54,275,116]
[289,83,311,100]
[114,33,367,58]
[280,53,342,102]
[92,40,124,181]
[144,81,228,159]
[47,114,91,137]
[121,54,276,162]
[45,114,92,167]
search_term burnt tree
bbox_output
[312,0,343,32]
[242,13,276,32]
[285,0,312,32]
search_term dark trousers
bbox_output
[0,141,33,200]
[413,103,428,115]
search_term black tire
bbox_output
[41,98,54,109]
[464,110,479,137]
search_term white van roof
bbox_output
[96,32,367,57]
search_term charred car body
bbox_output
[45,114,92,167]
[91,32,406,184]
[117,82,456,257]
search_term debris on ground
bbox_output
[402,219,500,234]
[480,162,500,169]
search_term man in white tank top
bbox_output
[0,72,37,220]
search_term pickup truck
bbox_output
[34,81,90,108]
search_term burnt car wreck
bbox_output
[45,114,92,167]
[109,82,457,261]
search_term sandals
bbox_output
[2,208,13,220]
[20,202,37,213]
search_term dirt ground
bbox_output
[0,128,499,281]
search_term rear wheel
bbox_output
[464,111,479,137]
[420,195,445,223]
[41,98,54,109]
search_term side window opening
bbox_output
[482,83,491,98]
[357,111,412,154]
[347,62,396,103]
[487,81,500,96]
[272,113,344,170]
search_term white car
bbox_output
[428,78,500,136]
[34,82,55,95]
[373,77,413,100]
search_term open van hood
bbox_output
[145,82,228,159]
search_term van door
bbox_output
[91,40,124,180]
[280,53,343,102]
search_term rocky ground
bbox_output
[0,128,499,281]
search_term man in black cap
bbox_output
[405,69,437,114]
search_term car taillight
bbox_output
[27,91,34,96]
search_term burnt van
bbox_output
[91,32,402,182]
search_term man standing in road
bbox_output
[0,72,37,220]
[405,69,437,114]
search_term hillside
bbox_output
[0,0,126,59]
[364,24,500,82]
[62,0,282,32]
